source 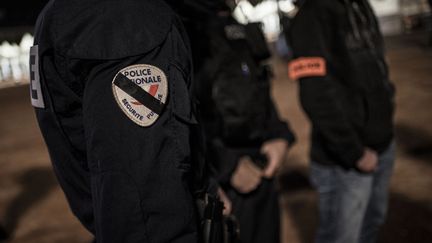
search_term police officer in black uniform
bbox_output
[181,3,296,243]
[288,0,395,242]
[31,0,209,242]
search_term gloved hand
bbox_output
[230,156,263,194]
[260,139,289,178]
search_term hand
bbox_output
[356,148,378,173]
[230,156,263,194]
[260,139,289,178]
[217,187,232,216]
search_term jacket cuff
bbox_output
[339,145,364,170]
[267,126,296,146]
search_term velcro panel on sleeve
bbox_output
[288,57,326,80]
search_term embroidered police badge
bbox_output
[112,64,168,127]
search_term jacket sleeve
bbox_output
[206,139,242,187]
[265,99,296,145]
[289,7,364,169]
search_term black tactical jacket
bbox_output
[289,0,395,169]
[188,16,296,185]
[31,0,206,242]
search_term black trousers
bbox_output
[227,179,280,243]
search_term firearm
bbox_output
[224,215,240,243]
[196,193,240,243]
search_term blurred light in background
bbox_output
[0,0,430,87]
[233,0,295,41]
[0,34,33,88]
[232,0,432,39]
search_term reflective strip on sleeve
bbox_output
[288,57,326,80]
[30,45,45,108]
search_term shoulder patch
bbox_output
[288,57,326,80]
[112,64,168,127]
[30,45,45,108]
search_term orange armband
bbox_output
[288,57,327,80]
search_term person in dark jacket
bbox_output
[31,0,216,242]
[288,0,395,242]
[183,7,296,243]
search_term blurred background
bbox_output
[0,0,431,242]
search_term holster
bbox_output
[195,193,240,243]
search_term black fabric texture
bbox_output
[244,22,272,62]
[227,179,280,243]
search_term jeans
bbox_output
[310,142,395,243]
